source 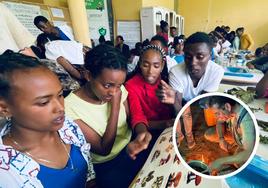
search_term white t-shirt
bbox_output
[169,61,224,101]
[45,40,84,65]
[127,55,139,73]
[166,55,178,72]
[58,25,74,41]
[222,40,231,49]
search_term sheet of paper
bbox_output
[50,7,64,18]
[130,128,225,188]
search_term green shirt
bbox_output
[65,86,132,164]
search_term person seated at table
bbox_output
[0,52,96,187]
[64,44,151,188]
[246,55,268,74]
[232,28,243,51]
[36,33,89,82]
[206,96,255,175]
[209,34,222,61]
[254,47,265,58]
[156,32,224,149]
[127,43,143,75]
[245,47,264,60]
[255,71,268,98]
[168,26,178,48]
[34,15,74,41]
[226,31,236,46]
[171,36,185,64]
[125,45,175,145]
[261,43,268,56]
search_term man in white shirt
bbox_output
[157,32,224,148]
[169,60,224,101]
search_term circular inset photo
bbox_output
[172,92,259,179]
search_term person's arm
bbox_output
[122,90,152,160]
[74,90,121,155]
[126,82,175,130]
[127,128,152,160]
[210,115,255,174]
[247,56,268,66]
[125,83,150,130]
[216,119,229,152]
[246,62,255,69]
[254,63,268,73]
[156,80,183,114]
[256,72,268,98]
[147,119,175,130]
[56,56,82,80]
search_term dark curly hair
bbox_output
[84,44,127,78]
[33,15,49,26]
[184,32,213,51]
[209,96,237,109]
[128,45,169,83]
[0,51,45,100]
[151,35,168,48]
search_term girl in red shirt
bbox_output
[125,45,175,140]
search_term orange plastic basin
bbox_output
[204,108,217,126]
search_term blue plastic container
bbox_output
[224,67,254,78]
[226,155,268,188]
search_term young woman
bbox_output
[64,44,151,188]
[0,52,95,187]
[125,45,175,139]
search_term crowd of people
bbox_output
[0,15,267,187]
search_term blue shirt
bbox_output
[171,54,184,64]
[37,144,87,188]
[56,27,71,41]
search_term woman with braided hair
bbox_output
[125,45,175,144]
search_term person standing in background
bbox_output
[158,20,169,43]
[239,27,254,50]
[115,35,131,59]
[169,26,177,46]
[232,28,243,51]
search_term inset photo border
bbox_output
[172,92,259,180]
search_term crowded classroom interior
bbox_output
[0,0,268,187]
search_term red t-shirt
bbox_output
[157,32,169,43]
[125,74,174,129]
